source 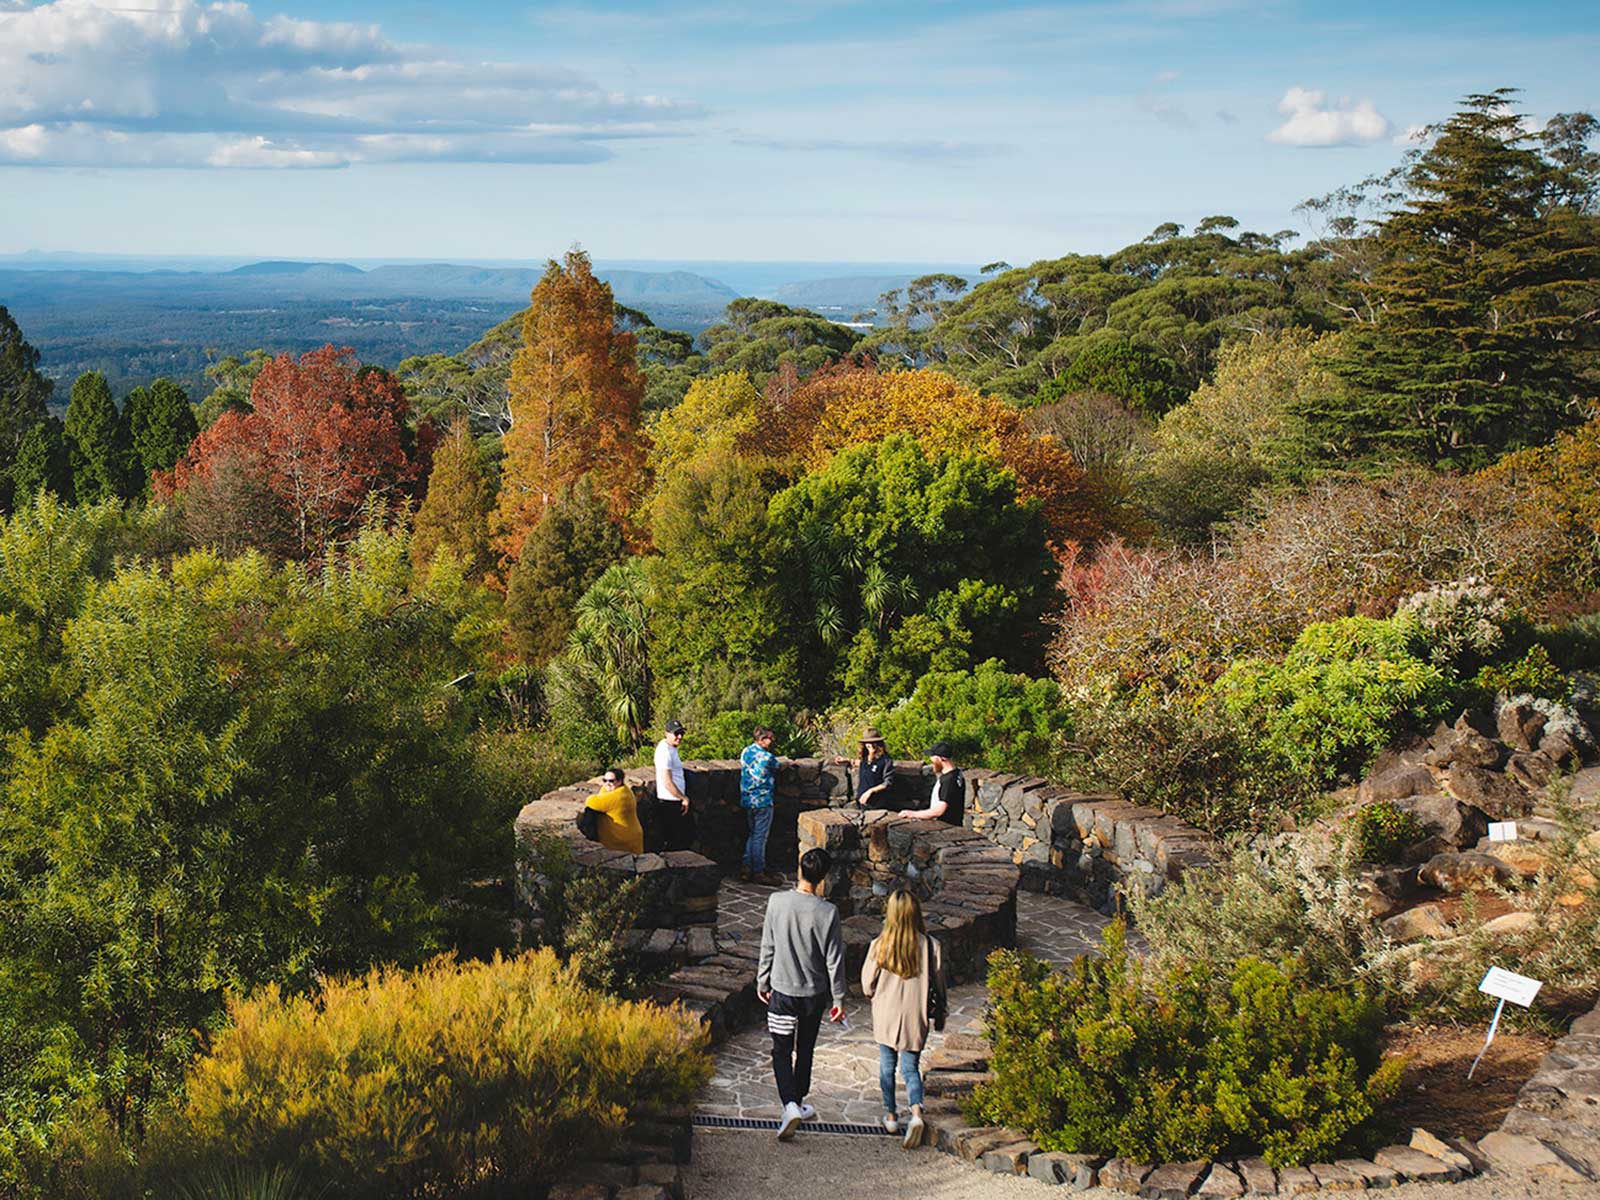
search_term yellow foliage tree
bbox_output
[1480,408,1600,597]
[793,360,1123,557]
[494,250,649,561]
[644,370,761,525]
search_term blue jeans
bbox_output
[878,1044,923,1115]
[744,804,774,872]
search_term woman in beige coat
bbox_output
[860,889,945,1148]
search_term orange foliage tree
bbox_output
[157,346,421,558]
[493,250,649,561]
[767,359,1123,559]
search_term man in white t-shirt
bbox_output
[653,718,692,851]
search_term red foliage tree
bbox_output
[157,347,420,558]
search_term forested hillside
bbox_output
[1,89,1598,1197]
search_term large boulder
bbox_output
[1417,850,1515,894]
[1445,763,1534,818]
[1392,794,1491,853]
[1425,715,1505,770]
[1498,700,1549,752]
[1382,902,1453,942]
[1357,762,1436,805]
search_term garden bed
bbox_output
[1383,1024,1556,1142]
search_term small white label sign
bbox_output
[1488,821,1519,842]
[1480,966,1543,1007]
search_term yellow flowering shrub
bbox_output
[156,951,710,1198]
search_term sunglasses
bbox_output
[603,776,621,785]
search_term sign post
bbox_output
[1468,967,1543,1080]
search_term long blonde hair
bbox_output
[877,890,926,978]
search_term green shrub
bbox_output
[1475,644,1570,702]
[971,925,1401,1167]
[1216,615,1456,784]
[521,834,653,997]
[1351,801,1427,863]
[1396,579,1519,672]
[677,704,815,759]
[875,659,1073,776]
[1064,694,1310,835]
[1125,837,1404,1006]
[149,952,710,1200]
[1538,611,1600,671]
[172,1165,315,1200]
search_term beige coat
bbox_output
[861,934,945,1052]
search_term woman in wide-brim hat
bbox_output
[835,726,893,807]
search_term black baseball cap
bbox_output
[925,741,953,759]
[664,719,686,735]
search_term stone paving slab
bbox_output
[696,880,1113,1124]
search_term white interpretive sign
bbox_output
[1488,821,1519,842]
[1479,966,1544,1007]
[1469,967,1545,1080]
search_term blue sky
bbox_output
[0,0,1595,262]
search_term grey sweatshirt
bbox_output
[757,889,847,1003]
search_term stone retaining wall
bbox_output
[962,769,1216,909]
[515,760,1216,922]
[1478,998,1600,1182]
[796,808,1019,985]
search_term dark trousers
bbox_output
[767,990,828,1107]
[650,799,695,853]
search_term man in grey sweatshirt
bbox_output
[757,847,847,1140]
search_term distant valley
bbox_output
[0,256,976,400]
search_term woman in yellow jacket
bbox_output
[860,889,945,1149]
[585,768,644,854]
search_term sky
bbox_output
[0,0,1596,264]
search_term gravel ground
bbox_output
[686,1127,1600,1200]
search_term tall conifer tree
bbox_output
[1323,91,1600,467]
[411,416,492,578]
[64,371,131,503]
[0,306,53,510]
[492,250,649,561]
[125,377,199,489]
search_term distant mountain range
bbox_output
[0,256,979,399]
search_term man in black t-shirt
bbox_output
[903,740,964,827]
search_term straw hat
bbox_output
[858,726,886,745]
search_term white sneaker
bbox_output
[902,1114,925,1149]
[797,1103,817,1121]
[777,1101,803,1141]
[883,1112,899,1135]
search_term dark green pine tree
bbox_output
[10,415,74,504]
[0,305,54,510]
[124,377,199,490]
[64,371,133,503]
[1323,90,1600,468]
[504,474,625,663]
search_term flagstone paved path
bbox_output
[697,879,1116,1124]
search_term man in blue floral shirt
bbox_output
[740,726,784,884]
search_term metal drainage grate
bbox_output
[693,1113,890,1137]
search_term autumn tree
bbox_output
[410,415,493,579]
[0,306,53,510]
[504,475,625,663]
[493,251,649,562]
[786,361,1126,557]
[159,347,418,558]
[64,371,132,504]
[123,377,199,490]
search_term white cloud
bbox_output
[0,0,700,168]
[1266,86,1390,147]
